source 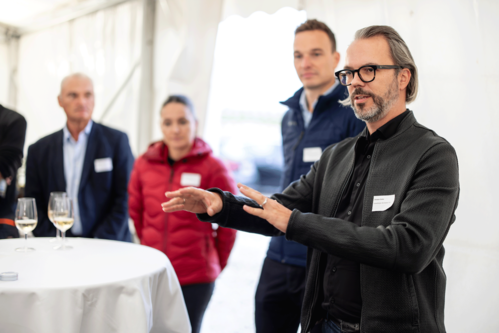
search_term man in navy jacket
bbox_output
[255,20,365,333]
[25,73,133,242]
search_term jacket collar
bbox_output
[279,84,348,114]
[144,137,212,163]
[359,110,416,142]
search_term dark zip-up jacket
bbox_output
[267,86,364,267]
[0,105,27,220]
[199,111,459,333]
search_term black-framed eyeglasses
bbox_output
[335,65,404,86]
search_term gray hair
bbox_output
[60,73,93,94]
[341,25,418,106]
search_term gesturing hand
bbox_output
[161,187,223,216]
[238,183,292,233]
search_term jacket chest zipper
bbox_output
[304,153,355,332]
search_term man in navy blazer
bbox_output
[25,73,134,241]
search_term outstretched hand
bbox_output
[238,183,292,233]
[161,187,223,216]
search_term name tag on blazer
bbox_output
[94,158,113,173]
[180,173,201,187]
[372,195,395,211]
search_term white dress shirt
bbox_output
[62,121,93,235]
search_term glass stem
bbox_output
[56,229,61,240]
[24,233,28,251]
[62,231,66,250]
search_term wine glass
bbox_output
[53,197,74,251]
[48,192,67,244]
[15,198,38,252]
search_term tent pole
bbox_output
[7,33,19,110]
[137,0,156,154]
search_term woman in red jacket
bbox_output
[128,95,237,333]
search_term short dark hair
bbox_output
[161,94,196,118]
[295,19,336,52]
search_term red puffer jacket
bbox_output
[128,138,237,286]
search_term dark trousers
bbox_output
[181,282,215,333]
[255,257,306,333]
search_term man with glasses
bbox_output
[162,25,459,333]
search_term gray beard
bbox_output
[352,79,399,123]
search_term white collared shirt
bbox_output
[299,79,340,129]
[62,120,93,235]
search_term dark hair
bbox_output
[161,94,196,118]
[295,19,337,52]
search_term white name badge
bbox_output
[94,158,113,173]
[303,147,322,162]
[372,195,395,212]
[180,173,201,187]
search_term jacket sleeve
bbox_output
[128,157,144,239]
[0,113,26,179]
[208,160,238,270]
[93,133,134,241]
[25,144,56,237]
[285,142,460,274]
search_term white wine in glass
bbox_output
[53,197,74,251]
[48,192,67,245]
[15,198,38,252]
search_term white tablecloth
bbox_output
[0,238,191,333]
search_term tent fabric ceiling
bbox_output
[0,0,130,34]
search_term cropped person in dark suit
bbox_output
[0,105,27,239]
[25,73,134,241]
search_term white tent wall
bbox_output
[16,0,143,155]
[0,41,9,106]
[148,0,224,150]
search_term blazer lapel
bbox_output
[79,123,98,191]
[54,130,66,190]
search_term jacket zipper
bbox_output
[292,131,304,151]
[304,150,356,333]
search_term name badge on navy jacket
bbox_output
[94,158,113,173]
[303,147,322,162]
[180,173,201,187]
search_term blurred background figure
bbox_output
[0,105,27,239]
[254,19,365,333]
[25,73,134,241]
[128,95,237,333]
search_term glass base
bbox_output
[49,237,60,243]
[15,247,35,252]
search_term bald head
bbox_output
[60,73,93,95]
[58,73,95,125]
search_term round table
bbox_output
[0,238,191,333]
